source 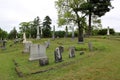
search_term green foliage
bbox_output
[98,28,115,35]
[8,27,17,39]
[55,31,65,38]
[0,28,8,39]
[42,16,52,38]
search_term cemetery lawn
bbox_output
[0,37,120,80]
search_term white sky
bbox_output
[0,0,120,32]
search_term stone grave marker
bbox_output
[44,40,50,48]
[69,46,75,58]
[88,42,93,51]
[54,47,62,62]
[29,44,49,66]
[1,40,7,49]
[23,41,32,53]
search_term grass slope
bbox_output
[0,37,120,80]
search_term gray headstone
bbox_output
[44,40,50,48]
[69,47,75,58]
[29,44,47,61]
[88,42,93,51]
[23,42,32,53]
[54,47,62,62]
[1,40,7,49]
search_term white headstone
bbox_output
[29,44,47,61]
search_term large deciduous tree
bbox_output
[55,0,86,43]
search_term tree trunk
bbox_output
[78,24,84,43]
[88,9,92,36]
[75,11,84,43]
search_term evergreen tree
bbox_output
[42,16,52,38]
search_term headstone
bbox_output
[107,26,110,36]
[54,47,62,62]
[69,47,75,58]
[23,32,27,43]
[2,40,7,49]
[29,44,48,61]
[88,42,93,51]
[44,40,50,48]
[23,42,32,53]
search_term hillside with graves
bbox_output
[0,36,120,80]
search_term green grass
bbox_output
[0,37,120,80]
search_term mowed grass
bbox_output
[0,37,120,80]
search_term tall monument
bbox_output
[107,26,110,36]
[36,26,40,39]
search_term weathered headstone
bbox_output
[23,42,32,53]
[29,44,48,66]
[44,40,50,48]
[29,44,47,60]
[88,42,93,51]
[54,47,62,62]
[2,40,7,49]
[69,47,75,58]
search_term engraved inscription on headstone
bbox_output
[69,46,75,58]
[29,44,47,61]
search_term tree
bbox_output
[8,27,17,39]
[55,0,87,43]
[19,16,41,38]
[0,28,8,39]
[86,0,113,36]
[19,22,31,38]
[42,16,52,38]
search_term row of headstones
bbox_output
[23,42,78,66]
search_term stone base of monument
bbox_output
[39,58,49,66]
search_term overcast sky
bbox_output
[0,0,120,32]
